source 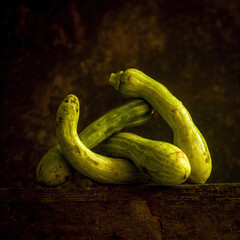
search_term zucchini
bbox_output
[37,98,153,187]
[95,132,191,186]
[55,94,150,185]
[109,68,212,183]
[36,146,73,187]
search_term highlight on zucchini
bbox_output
[36,98,153,187]
[95,132,191,186]
[109,68,212,184]
[55,94,150,185]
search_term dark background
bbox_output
[1,0,239,188]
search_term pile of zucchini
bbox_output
[36,68,212,187]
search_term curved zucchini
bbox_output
[95,132,191,186]
[36,146,73,187]
[55,94,150,185]
[109,68,212,184]
[37,98,153,187]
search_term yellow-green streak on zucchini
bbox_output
[95,132,191,186]
[55,94,150,185]
[37,98,153,187]
[109,68,212,184]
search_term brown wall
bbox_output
[1,0,239,187]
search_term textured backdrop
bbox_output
[1,0,239,187]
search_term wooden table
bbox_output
[0,183,239,239]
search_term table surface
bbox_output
[0,183,240,202]
[1,183,240,239]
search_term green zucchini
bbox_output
[95,132,191,186]
[55,94,150,185]
[37,98,153,187]
[109,68,212,184]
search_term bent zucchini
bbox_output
[55,94,150,185]
[109,68,212,184]
[37,98,153,187]
[95,132,191,186]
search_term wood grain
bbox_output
[0,184,240,239]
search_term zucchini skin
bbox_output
[55,94,150,185]
[37,98,153,187]
[36,146,73,187]
[109,68,212,184]
[95,132,191,186]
